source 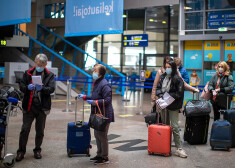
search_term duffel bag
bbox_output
[184,100,211,117]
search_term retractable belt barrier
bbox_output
[55,77,235,91]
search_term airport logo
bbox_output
[73,0,114,19]
[206,43,218,47]
[227,43,235,47]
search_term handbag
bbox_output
[201,82,211,101]
[184,100,211,117]
[88,100,110,132]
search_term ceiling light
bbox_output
[162,21,166,24]
[123,14,127,18]
[184,6,192,10]
[106,13,110,16]
[149,19,154,22]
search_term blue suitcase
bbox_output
[67,98,91,157]
[210,109,232,151]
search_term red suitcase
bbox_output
[148,109,172,156]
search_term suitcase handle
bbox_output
[193,86,199,100]
[75,96,85,126]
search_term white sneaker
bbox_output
[175,148,188,158]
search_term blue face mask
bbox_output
[92,73,99,80]
[36,67,44,72]
[166,68,172,75]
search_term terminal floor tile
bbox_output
[5,92,235,168]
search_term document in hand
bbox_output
[156,92,175,110]
[32,76,43,85]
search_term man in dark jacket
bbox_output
[78,64,114,165]
[16,54,55,162]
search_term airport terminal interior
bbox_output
[0,0,235,167]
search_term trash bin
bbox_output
[14,71,24,84]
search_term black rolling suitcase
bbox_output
[184,92,211,144]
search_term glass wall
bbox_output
[84,5,179,73]
[183,0,235,34]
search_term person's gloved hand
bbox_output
[87,100,94,105]
[194,88,200,93]
[28,84,35,91]
[212,90,217,96]
[215,88,220,92]
[35,85,43,91]
[78,94,84,99]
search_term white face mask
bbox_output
[219,68,224,74]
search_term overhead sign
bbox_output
[65,0,123,37]
[0,0,31,26]
[208,12,235,28]
[123,34,148,47]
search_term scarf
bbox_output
[213,72,225,101]
[162,75,171,93]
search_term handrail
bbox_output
[15,28,92,95]
[38,24,125,78]
[38,24,126,96]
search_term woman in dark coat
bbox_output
[156,60,187,158]
[78,64,114,165]
[208,61,234,121]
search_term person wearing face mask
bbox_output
[151,57,199,105]
[208,61,234,121]
[78,64,114,165]
[16,54,55,162]
[156,60,187,158]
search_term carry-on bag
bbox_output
[223,94,235,147]
[145,104,161,126]
[88,100,109,132]
[184,92,211,144]
[67,97,91,157]
[148,109,172,157]
[184,115,210,144]
[184,91,211,117]
[210,96,232,151]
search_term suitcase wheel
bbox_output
[148,151,152,155]
[211,146,215,150]
[227,147,230,152]
[86,148,90,157]
[67,148,72,158]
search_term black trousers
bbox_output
[17,104,47,154]
[212,98,232,121]
[212,103,222,121]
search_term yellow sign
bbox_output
[204,41,220,50]
[225,40,235,50]
[145,71,151,78]
[185,41,202,50]
[0,40,6,46]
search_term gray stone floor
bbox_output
[4,91,235,168]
